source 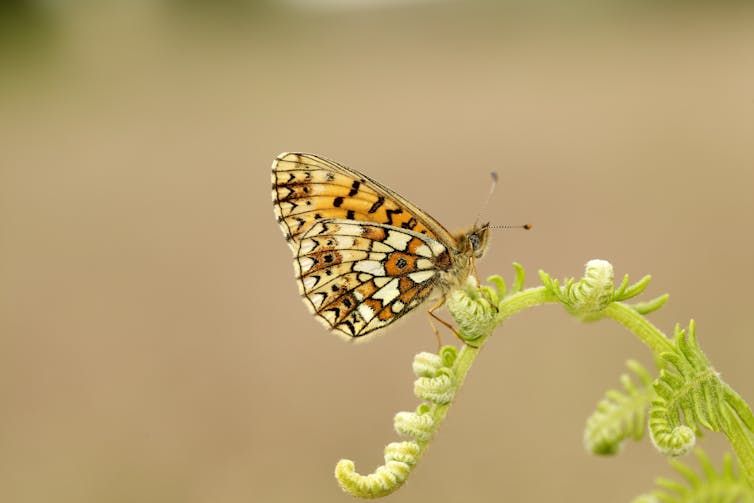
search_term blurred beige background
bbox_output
[1,1,753,502]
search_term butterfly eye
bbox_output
[468,227,489,258]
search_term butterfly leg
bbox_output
[425,312,443,351]
[427,298,479,349]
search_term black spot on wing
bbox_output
[368,196,385,214]
[385,207,403,225]
[324,306,340,321]
[401,217,417,230]
[340,319,357,336]
[348,180,361,197]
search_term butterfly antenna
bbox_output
[489,223,532,230]
[474,172,498,226]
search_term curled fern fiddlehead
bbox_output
[446,276,501,342]
[413,347,458,404]
[539,259,657,322]
[335,344,462,497]
[334,266,532,498]
[334,441,420,499]
[649,321,726,456]
[331,260,754,497]
[585,360,655,455]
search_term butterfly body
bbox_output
[272,152,489,340]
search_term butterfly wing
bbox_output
[293,219,450,339]
[271,152,457,248]
[271,152,464,340]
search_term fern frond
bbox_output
[631,449,754,503]
[615,274,652,302]
[629,294,670,316]
[334,267,555,498]
[541,260,658,322]
[649,321,726,456]
[585,360,656,455]
[510,262,526,294]
[331,260,754,497]
[335,345,463,497]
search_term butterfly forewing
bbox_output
[272,153,455,246]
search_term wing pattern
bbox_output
[294,220,449,338]
[272,152,455,246]
[271,152,462,340]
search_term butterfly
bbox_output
[271,152,490,341]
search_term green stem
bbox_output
[337,271,754,498]
[603,302,675,355]
[427,288,560,450]
[498,286,560,324]
[335,286,561,498]
[722,399,754,486]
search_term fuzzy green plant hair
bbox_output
[332,260,754,500]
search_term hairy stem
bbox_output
[722,400,754,485]
[452,287,560,398]
[603,302,675,355]
[429,289,565,459]
[336,264,754,497]
[497,286,560,324]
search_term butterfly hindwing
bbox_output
[294,219,450,338]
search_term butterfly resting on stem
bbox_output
[271,152,502,343]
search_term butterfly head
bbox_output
[465,223,490,259]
